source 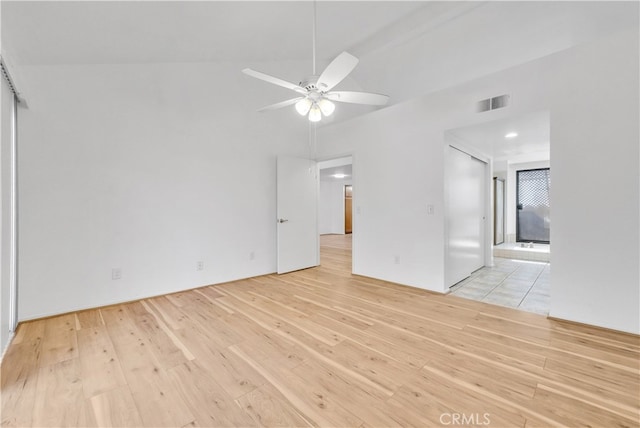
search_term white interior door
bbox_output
[446,146,486,286]
[277,156,319,274]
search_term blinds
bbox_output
[0,56,18,346]
[0,57,24,104]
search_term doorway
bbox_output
[318,156,353,269]
[318,157,352,235]
[444,111,551,315]
[344,185,352,234]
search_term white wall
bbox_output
[17,61,309,320]
[319,178,351,235]
[547,30,638,334]
[318,28,639,334]
[318,104,448,289]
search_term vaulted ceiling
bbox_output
[2,1,638,113]
[1,1,426,65]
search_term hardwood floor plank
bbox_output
[0,337,43,427]
[9,318,45,346]
[233,328,307,370]
[310,312,429,369]
[144,296,188,330]
[543,356,639,396]
[32,358,97,427]
[231,345,363,427]
[175,324,266,399]
[325,338,418,392]
[215,295,281,330]
[402,369,529,427]
[76,310,104,330]
[231,342,364,427]
[76,325,127,398]
[101,305,195,427]
[290,360,405,427]
[426,356,538,403]
[89,385,144,427]
[421,364,552,426]
[531,382,639,427]
[38,314,78,368]
[140,300,195,361]
[168,360,258,427]
[273,324,394,398]
[235,383,314,427]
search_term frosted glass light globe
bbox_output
[295,98,313,116]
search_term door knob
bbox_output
[278,218,289,223]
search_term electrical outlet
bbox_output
[196,261,204,271]
[112,268,122,280]
[427,204,435,215]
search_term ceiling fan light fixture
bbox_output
[308,104,322,122]
[295,97,312,115]
[318,98,335,116]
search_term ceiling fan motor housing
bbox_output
[299,76,324,93]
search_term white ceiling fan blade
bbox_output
[257,97,304,112]
[316,52,359,92]
[242,68,307,94]
[326,91,389,106]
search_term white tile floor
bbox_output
[449,257,550,315]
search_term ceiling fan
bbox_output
[242,3,389,122]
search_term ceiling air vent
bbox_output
[477,94,510,112]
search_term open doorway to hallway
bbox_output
[319,234,353,272]
[445,111,551,314]
[318,156,353,268]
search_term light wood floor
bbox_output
[2,234,639,427]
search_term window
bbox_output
[516,168,550,243]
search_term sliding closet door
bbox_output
[446,146,486,287]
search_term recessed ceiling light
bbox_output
[505,132,518,139]
[332,173,347,179]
